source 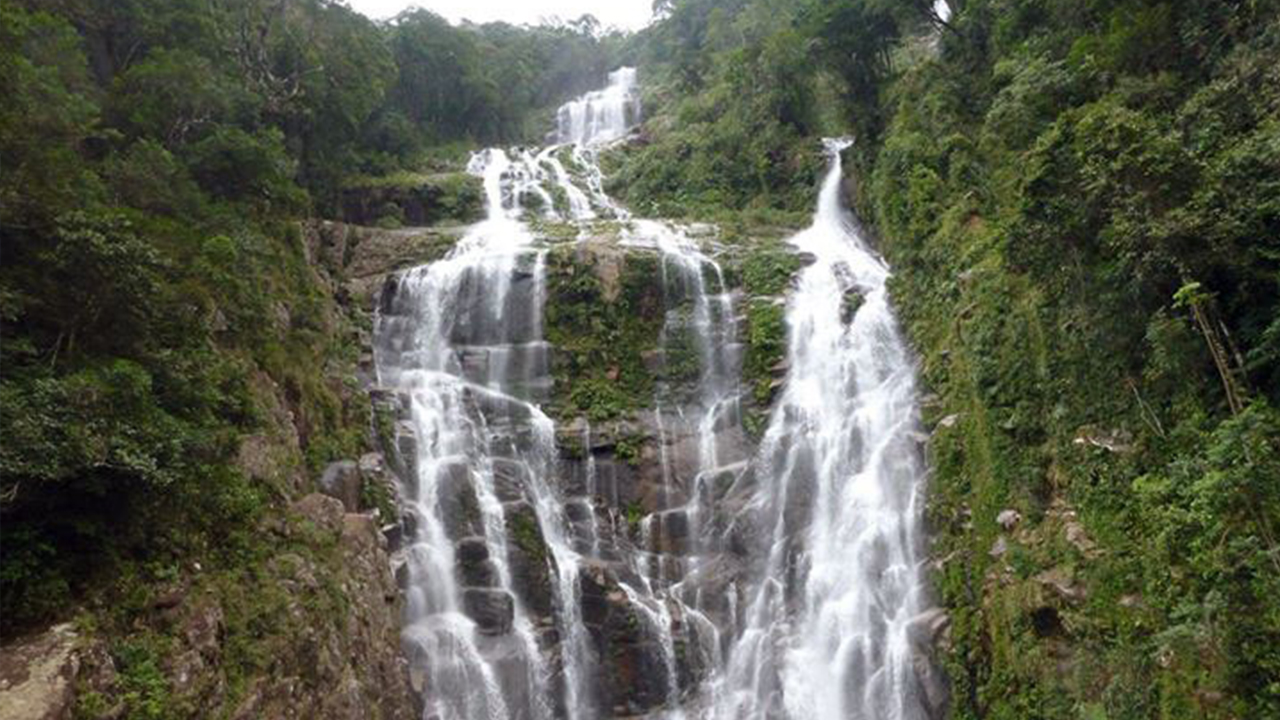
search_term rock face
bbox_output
[19,495,416,720]
[0,625,80,720]
[222,495,414,720]
[339,172,484,228]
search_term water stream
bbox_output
[710,139,935,720]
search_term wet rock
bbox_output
[436,460,483,539]
[564,498,594,523]
[505,502,555,617]
[463,589,515,636]
[456,537,498,587]
[653,509,691,556]
[394,422,419,487]
[394,557,411,591]
[491,458,529,503]
[577,562,669,714]
[383,522,407,554]
[841,288,865,324]
[908,608,951,651]
[914,651,950,720]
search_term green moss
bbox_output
[624,501,646,531]
[739,240,802,298]
[613,433,644,467]
[509,511,547,566]
[544,246,665,423]
[743,300,788,408]
[360,474,398,522]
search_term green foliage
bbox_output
[0,526,71,628]
[112,638,173,719]
[611,0,831,216]
[743,301,787,407]
[509,510,548,565]
[614,434,644,467]
[624,501,646,530]
[853,1,1280,715]
[360,474,399,522]
[385,10,623,148]
[739,240,801,297]
[544,248,666,422]
[0,0,380,639]
[0,2,102,229]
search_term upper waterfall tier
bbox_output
[556,67,641,146]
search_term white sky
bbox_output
[345,0,655,30]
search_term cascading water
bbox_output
[712,139,936,720]
[375,149,553,720]
[375,66,938,720]
[556,67,640,147]
[375,69,644,720]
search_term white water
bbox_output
[377,67,937,720]
[376,148,553,720]
[711,139,934,720]
[556,67,640,147]
[375,69,643,720]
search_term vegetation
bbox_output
[865,4,1280,717]
[606,0,830,218]
[544,246,667,422]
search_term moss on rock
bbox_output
[544,242,666,423]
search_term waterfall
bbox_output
[712,139,936,720]
[375,149,553,720]
[375,66,938,720]
[556,67,640,147]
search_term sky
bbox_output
[345,0,655,30]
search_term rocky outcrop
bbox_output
[340,172,484,228]
[369,227,809,717]
[304,221,468,306]
[52,495,415,720]
[0,497,415,720]
[0,625,80,720]
[222,495,414,720]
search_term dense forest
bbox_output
[2,0,1279,718]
